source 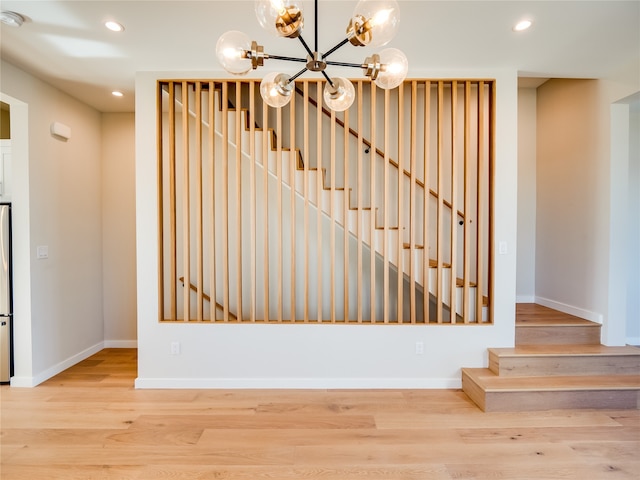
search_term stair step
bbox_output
[516,321,601,346]
[462,367,640,412]
[489,345,640,376]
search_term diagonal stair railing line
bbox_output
[293,85,465,223]
[178,276,238,321]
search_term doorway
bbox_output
[0,92,33,384]
[608,92,640,346]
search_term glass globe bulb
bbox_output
[348,0,400,47]
[373,48,408,89]
[255,0,304,38]
[260,72,294,108]
[323,78,355,112]
[216,31,252,75]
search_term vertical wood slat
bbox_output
[276,105,283,322]
[343,104,350,322]
[330,107,336,322]
[235,82,243,322]
[195,82,204,321]
[168,82,177,321]
[409,81,417,323]
[221,82,230,321]
[476,81,485,324]
[157,82,165,322]
[383,89,390,324]
[181,82,191,322]
[303,83,310,322]
[449,81,458,323]
[289,86,296,322]
[249,82,257,322]
[396,82,404,323]
[422,81,431,323]
[369,83,377,324]
[209,81,217,321]
[436,81,444,324]
[463,81,471,323]
[356,81,363,323]
[492,81,496,321]
[262,90,270,321]
[488,81,496,323]
[316,80,323,322]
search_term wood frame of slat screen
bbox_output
[157,79,495,324]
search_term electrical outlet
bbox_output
[415,341,424,355]
[170,341,180,355]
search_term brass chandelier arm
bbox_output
[322,38,351,60]
[297,35,314,58]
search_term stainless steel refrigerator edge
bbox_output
[0,204,12,383]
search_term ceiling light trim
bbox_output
[105,20,125,32]
[513,19,533,32]
[1,11,25,28]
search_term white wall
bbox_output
[135,69,519,389]
[516,88,537,302]
[627,99,640,344]
[536,76,638,344]
[102,113,137,346]
[1,60,105,385]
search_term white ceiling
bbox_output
[1,1,638,112]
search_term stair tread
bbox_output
[463,368,640,392]
[516,318,600,327]
[489,345,640,357]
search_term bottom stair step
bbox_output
[462,367,640,412]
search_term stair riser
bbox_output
[482,390,640,412]
[516,325,601,345]
[489,353,640,377]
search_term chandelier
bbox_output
[215,0,408,112]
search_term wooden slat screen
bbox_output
[157,79,494,324]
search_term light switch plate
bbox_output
[36,245,49,259]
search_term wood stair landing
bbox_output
[515,304,601,345]
[462,304,640,412]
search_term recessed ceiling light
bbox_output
[105,20,124,32]
[513,19,533,32]
[1,11,25,27]
[112,91,124,97]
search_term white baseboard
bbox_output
[626,337,640,347]
[135,377,461,390]
[516,295,536,303]
[10,342,104,388]
[535,296,604,324]
[104,340,137,348]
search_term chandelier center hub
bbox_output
[306,52,327,72]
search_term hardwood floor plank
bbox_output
[292,442,580,465]
[197,427,462,448]
[128,413,376,430]
[375,411,623,429]
[445,462,640,480]
[0,465,143,480]
[4,444,296,466]
[457,425,640,443]
[135,464,451,480]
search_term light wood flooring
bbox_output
[2,347,639,479]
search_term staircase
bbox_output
[462,303,640,411]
